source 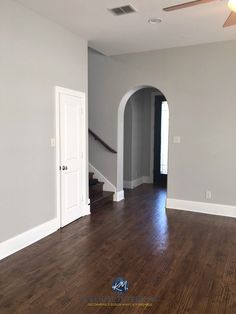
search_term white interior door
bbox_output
[59,91,85,227]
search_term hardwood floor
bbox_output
[1,184,236,313]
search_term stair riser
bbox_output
[89,183,104,197]
[89,178,99,186]
[89,189,103,198]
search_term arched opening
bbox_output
[117,85,170,200]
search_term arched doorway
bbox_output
[117,85,170,198]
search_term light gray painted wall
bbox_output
[88,40,236,207]
[124,101,132,181]
[131,90,145,180]
[123,88,154,182]
[141,89,155,177]
[0,0,88,242]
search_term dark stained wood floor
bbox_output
[1,184,236,314]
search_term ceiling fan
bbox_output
[163,0,236,27]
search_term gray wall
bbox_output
[88,40,236,206]
[123,88,154,182]
[124,100,132,181]
[0,0,88,242]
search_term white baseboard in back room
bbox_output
[166,198,236,218]
[124,176,153,189]
[0,218,59,261]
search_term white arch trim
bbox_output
[116,85,167,198]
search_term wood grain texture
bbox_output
[163,0,215,12]
[223,12,236,27]
[1,184,236,313]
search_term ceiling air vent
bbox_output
[108,5,137,16]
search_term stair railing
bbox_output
[89,129,117,154]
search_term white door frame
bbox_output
[150,90,164,183]
[55,86,90,228]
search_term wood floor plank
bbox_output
[1,184,236,313]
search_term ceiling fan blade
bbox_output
[163,0,215,12]
[223,12,236,27]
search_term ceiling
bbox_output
[16,0,236,55]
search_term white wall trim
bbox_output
[117,85,156,191]
[166,198,236,218]
[0,219,59,261]
[150,91,162,183]
[124,177,143,189]
[124,176,152,189]
[113,190,124,202]
[83,204,91,216]
[89,163,116,192]
[143,176,153,184]
[117,86,168,191]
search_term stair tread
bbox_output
[90,191,114,204]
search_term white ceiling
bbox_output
[16,0,236,55]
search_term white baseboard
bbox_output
[113,190,124,202]
[83,204,91,216]
[124,176,153,189]
[0,218,59,261]
[89,163,116,192]
[124,178,142,189]
[142,176,153,184]
[166,198,236,218]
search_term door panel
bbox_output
[65,173,79,209]
[60,93,83,227]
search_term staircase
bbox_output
[89,172,114,210]
[88,129,116,210]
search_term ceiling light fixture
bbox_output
[148,18,162,25]
[228,0,236,12]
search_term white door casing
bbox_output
[56,87,89,228]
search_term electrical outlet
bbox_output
[173,136,181,144]
[206,191,212,200]
[50,138,56,147]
